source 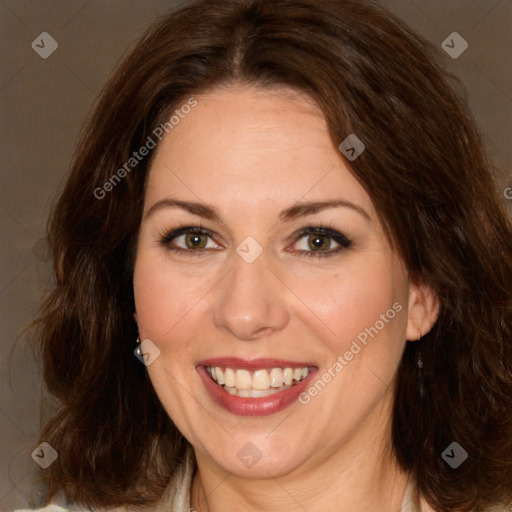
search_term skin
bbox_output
[133,84,439,512]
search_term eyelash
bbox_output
[158,223,352,259]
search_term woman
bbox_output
[20,0,512,511]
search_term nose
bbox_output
[212,249,290,341]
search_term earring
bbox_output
[136,335,140,343]
[417,332,425,398]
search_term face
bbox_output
[133,85,436,480]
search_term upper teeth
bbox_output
[207,366,309,390]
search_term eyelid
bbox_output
[159,225,213,243]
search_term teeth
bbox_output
[224,384,294,398]
[235,369,252,390]
[207,365,310,396]
[215,367,225,385]
[224,368,235,387]
[269,368,284,387]
[248,388,273,398]
[252,370,270,390]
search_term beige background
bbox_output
[1,0,511,510]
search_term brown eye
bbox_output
[295,233,340,253]
[159,226,219,254]
[184,233,208,249]
[307,234,333,251]
[291,226,352,259]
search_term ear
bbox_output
[133,311,138,323]
[405,281,439,341]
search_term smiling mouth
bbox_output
[205,365,311,398]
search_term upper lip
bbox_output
[198,357,317,370]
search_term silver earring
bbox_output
[417,332,425,398]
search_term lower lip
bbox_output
[197,366,318,416]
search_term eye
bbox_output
[291,226,352,258]
[159,225,220,255]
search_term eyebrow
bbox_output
[144,198,371,223]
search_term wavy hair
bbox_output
[30,0,512,510]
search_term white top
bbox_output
[12,447,511,511]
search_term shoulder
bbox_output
[11,505,154,512]
[407,478,512,512]
[12,447,196,512]
[419,495,512,512]
[418,495,512,512]
[10,498,156,512]
[486,504,512,512]
[11,506,74,512]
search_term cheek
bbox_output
[290,254,407,354]
[133,249,197,342]
[133,247,226,357]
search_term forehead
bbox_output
[144,86,373,218]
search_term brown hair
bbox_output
[31,0,512,510]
